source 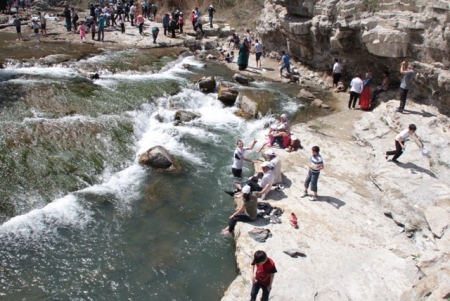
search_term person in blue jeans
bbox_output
[279,50,290,78]
[301,146,324,201]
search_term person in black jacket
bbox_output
[63,6,71,31]
[207,4,215,28]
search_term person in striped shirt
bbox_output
[301,146,324,201]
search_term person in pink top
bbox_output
[77,21,86,42]
[137,14,144,35]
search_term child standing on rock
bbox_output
[32,19,40,43]
[77,21,86,42]
[250,250,277,301]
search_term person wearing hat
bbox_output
[231,139,258,178]
[221,185,258,235]
[265,150,282,184]
[208,4,216,28]
[257,161,275,200]
[301,146,324,201]
[397,61,416,113]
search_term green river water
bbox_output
[0,38,326,300]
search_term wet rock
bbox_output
[311,98,323,107]
[139,146,178,172]
[425,206,450,238]
[32,0,51,9]
[0,17,8,25]
[174,110,200,123]
[217,81,239,106]
[297,89,315,99]
[238,94,258,118]
[182,63,190,70]
[198,76,216,93]
[206,54,217,60]
[232,73,249,85]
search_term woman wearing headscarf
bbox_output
[237,38,250,70]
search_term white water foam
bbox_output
[0,194,92,241]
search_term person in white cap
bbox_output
[207,4,216,28]
[265,149,282,184]
[221,185,258,235]
[257,161,275,200]
[232,139,258,178]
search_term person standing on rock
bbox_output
[71,7,79,32]
[254,39,263,68]
[162,12,169,35]
[348,74,363,109]
[397,61,416,113]
[279,51,290,78]
[129,4,135,26]
[178,12,184,34]
[385,124,424,163]
[237,38,250,70]
[301,145,324,201]
[38,12,47,37]
[358,72,372,110]
[137,14,144,35]
[97,14,105,41]
[13,15,22,41]
[194,15,205,38]
[63,6,71,32]
[332,58,342,92]
[231,138,258,178]
[250,250,277,301]
[207,4,215,28]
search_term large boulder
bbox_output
[238,94,258,118]
[31,0,51,9]
[139,146,178,172]
[198,76,216,93]
[217,81,239,106]
[174,110,200,125]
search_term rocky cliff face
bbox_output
[258,0,450,115]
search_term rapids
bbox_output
[0,47,306,300]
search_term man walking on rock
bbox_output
[397,61,416,113]
[301,146,324,201]
[332,58,342,92]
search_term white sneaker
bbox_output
[301,191,308,198]
[309,195,318,201]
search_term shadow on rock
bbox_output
[396,161,437,179]
[402,109,437,118]
[319,195,346,209]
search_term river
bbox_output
[0,43,308,300]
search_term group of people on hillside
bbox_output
[0,0,31,13]
[334,59,416,113]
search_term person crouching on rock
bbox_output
[151,26,159,44]
[221,185,258,235]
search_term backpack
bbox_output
[73,12,79,21]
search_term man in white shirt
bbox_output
[254,39,263,68]
[332,58,342,92]
[348,74,363,109]
[265,149,282,184]
[231,139,258,178]
[257,161,275,200]
[385,124,424,162]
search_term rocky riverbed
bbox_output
[221,97,450,300]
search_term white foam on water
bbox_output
[0,194,92,241]
[0,65,78,78]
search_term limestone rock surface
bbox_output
[217,81,239,106]
[138,146,178,172]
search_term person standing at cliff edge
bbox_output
[332,58,342,92]
[397,61,416,113]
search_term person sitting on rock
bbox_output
[225,51,234,63]
[221,185,258,235]
[256,161,275,200]
[286,136,302,152]
[371,70,390,105]
[265,149,282,184]
[218,51,226,62]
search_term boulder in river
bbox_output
[139,146,179,172]
[238,94,258,118]
[174,110,200,125]
[198,76,216,93]
[217,81,239,106]
[233,73,250,85]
